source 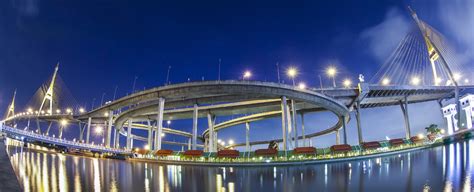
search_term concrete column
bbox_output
[207,113,215,152]
[79,123,85,142]
[280,96,289,152]
[114,128,120,148]
[59,123,64,139]
[192,104,198,150]
[291,100,298,148]
[355,101,363,144]
[126,119,132,149]
[154,98,165,150]
[286,102,293,149]
[214,131,218,152]
[336,130,340,145]
[147,120,153,148]
[342,116,348,144]
[187,138,191,150]
[400,97,411,140]
[301,113,305,147]
[86,117,92,144]
[245,122,250,152]
[105,110,113,147]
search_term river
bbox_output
[5,139,474,191]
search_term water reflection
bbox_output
[5,139,474,191]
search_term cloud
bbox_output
[11,0,40,17]
[360,8,412,63]
[436,0,474,66]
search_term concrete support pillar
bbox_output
[355,101,363,144]
[192,104,198,150]
[147,120,153,148]
[79,123,85,142]
[86,117,92,144]
[59,123,64,139]
[105,110,113,147]
[207,112,215,152]
[187,138,191,150]
[291,100,298,148]
[114,128,120,148]
[154,98,165,150]
[342,116,348,145]
[245,122,250,152]
[126,119,132,149]
[301,113,306,147]
[336,130,340,145]
[280,96,289,153]
[400,97,411,140]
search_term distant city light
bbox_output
[382,78,390,85]
[411,76,420,85]
[342,79,352,88]
[298,82,306,90]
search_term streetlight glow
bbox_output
[342,79,352,88]
[66,108,72,114]
[228,139,234,145]
[27,108,33,113]
[287,67,298,78]
[95,126,103,134]
[79,108,85,113]
[411,76,420,85]
[453,73,461,81]
[326,67,336,77]
[167,120,171,125]
[243,70,252,79]
[60,119,68,126]
[298,82,306,90]
[382,78,390,86]
[56,109,61,114]
[104,112,109,117]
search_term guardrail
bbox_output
[0,125,130,155]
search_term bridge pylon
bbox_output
[38,63,59,115]
[4,90,16,119]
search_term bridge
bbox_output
[1,8,473,155]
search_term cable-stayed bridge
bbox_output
[1,8,473,155]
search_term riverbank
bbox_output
[0,137,22,191]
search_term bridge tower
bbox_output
[38,63,59,115]
[409,7,462,132]
[5,90,16,119]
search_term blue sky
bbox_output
[0,0,473,150]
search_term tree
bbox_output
[425,124,441,134]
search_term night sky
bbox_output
[0,0,473,150]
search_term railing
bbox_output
[1,125,130,154]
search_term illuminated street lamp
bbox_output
[66,108,72,114]
[104,112,109,117]
[243,70,252,80]
[342,79,352,88]
[453,73,462,81]
[286,67,298,86]
[298,82,306,90]
[411,76,421,85]
[435,78,443,85]
[326,67,337,88]
[27,108,33,113]
[56,109,61,114]
[144,144,150,150]
[167,120,171,125]
[60,119,68,126]
[382,78,390,86]
[79,108,85,113]
[95,126,104,134]
[228,139,234,145]
[161,133,166,137]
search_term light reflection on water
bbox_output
[6,140,474,191]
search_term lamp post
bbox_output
[243,70,252,80]
[326,67,337,88]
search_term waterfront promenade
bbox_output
[0,137,21,191]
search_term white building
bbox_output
[442,94,474,134]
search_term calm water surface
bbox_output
[6,140,474,191]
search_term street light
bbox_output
[298,82,306,90]
[66,108,72,114]
[286,67,298,86]
[243,70,252,80]
[228,139,234,145]
[95,126,104,134]
[56,109,61,114]
[342,79,352,88]
[79,108,85,113]
[60,119,68,126]
[411,76,420,85]
[167,120,171,125]
[381,78,390,86]
[453,73,461,81]
[326,67,337,88]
